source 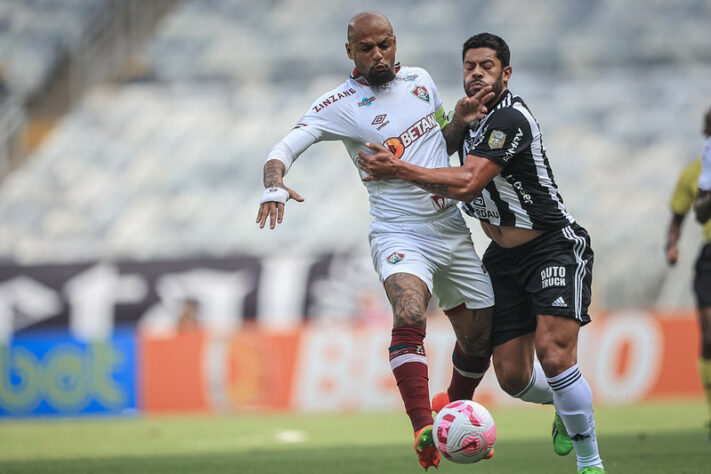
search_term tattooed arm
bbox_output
[357,142,501,202]
[256,128,317,229]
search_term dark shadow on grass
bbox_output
[0,429,708,474]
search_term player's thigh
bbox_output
[432,234,494,313]
[694,243,711,311]
[482,243,536,348]
[446,306,494,357]
[492,332,536,394]
[383,272,431,328]
[527,223,594,326]
[534,314,580,376]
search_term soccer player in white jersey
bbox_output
[358,33,604,473]
[256,12,495,470]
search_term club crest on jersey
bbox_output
[386,252,405,264]
[431,195,447,211]
[411,86,429,102]
[488,130,507,149]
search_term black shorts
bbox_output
[482,222,594,347]
[694,243,711,308]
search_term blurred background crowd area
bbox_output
[0,0,710,322]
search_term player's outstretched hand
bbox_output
[357,142,401,181]
[452,85,495,126]
[256,186,304,229]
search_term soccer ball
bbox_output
[432,400,496,463]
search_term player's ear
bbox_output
[502,65,512,84]
[346,42,353,60]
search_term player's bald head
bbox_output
[347,11,393,44]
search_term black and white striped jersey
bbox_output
[458,90,574,230]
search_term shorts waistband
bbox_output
[490,222,582,255]
[373,205,459,225]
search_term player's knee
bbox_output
[537,349,574,377]
[457,335,491,358]
[493,361,529,396]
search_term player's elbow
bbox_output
[457,173,484,202]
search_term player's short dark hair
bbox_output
[462,33,510,67]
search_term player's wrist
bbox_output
[261,186,289,204]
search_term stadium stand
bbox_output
[0,0,710,309]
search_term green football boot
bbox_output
[578,467,604,473]
[552,412,573,456]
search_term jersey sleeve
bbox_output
[294,91,357,142]
[470,107,533,167]
[669,161,697,215]
[699,137,711,191]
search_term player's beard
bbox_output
[465,72,505,108]
[367,66,396,86]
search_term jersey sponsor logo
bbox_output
[411,86,430,102]
[541,266,566,288]
[358,96,376,107]
[430,195,447,211]
[506,174,534,204]
[312,88,357,113]
[402,73,419,82]
[471,196,499,220]
[471,207,500,220]
[503,128,524,162]
[488,130,506,149]
[386,252,405,264]
[384,113,437,158]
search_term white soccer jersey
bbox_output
[699,135,711,191]
[293,66,455,221]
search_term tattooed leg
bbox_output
[385,272,434,431]
[384,272,431,329]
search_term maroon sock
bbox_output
[447,341,490,402]
[389,326,433,432]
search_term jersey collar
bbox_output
[350,63,401,86]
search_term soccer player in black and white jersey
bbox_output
[358,33,604,474]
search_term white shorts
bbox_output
[369,207,494,311]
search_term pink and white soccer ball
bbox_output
[432,400,496,463]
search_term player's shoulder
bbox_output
[307,80,361,114]
[487,96,530,130]
[398,66,435,84]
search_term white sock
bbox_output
[547,364,603,470]
[514,361,553,404]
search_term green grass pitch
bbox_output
[0,400,708,473]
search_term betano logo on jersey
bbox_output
[312,88,357,113]
[384,113,437,158]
